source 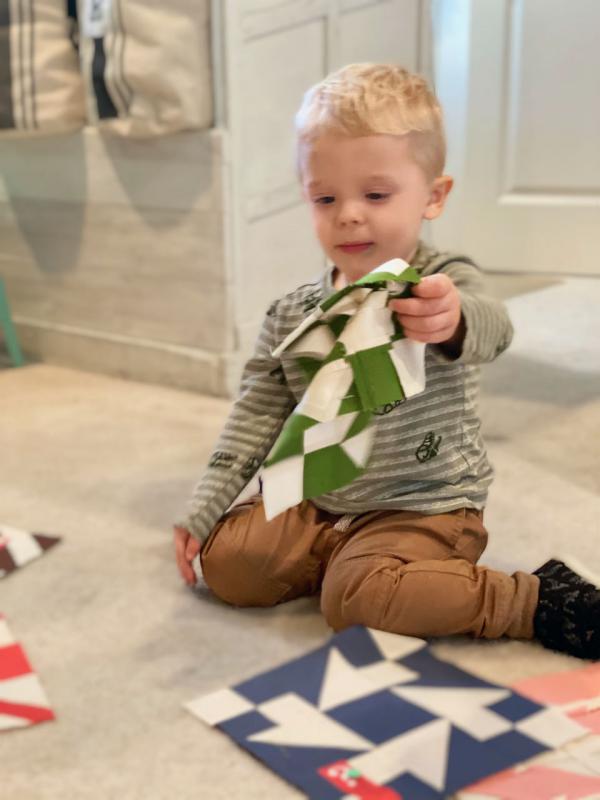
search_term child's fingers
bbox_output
[399,321,457,344]
[411,273,454,298]
[180,558,196,585]
[391,275,456,316]
[399,308,457,343]
[186,537,202,561]
[174,526,196,585]
[399,311,454,337]
[390,295,450,317]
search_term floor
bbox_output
[1,273,599,799]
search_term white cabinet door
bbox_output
[432,0,600,275]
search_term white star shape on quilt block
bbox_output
[367,628,427,661]
[349,717,451,790]
[318,647,419,711]
[248,693,374,751]
[392,686,513,741]
[184,688,255,726]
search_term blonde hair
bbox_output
[295,63,446,180]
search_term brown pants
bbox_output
[200,499,539,640]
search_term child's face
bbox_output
[302,133,452,283]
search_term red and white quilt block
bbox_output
[459,663,600,799]
[0,614,55,730]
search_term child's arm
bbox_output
[391,260,513,364]
[174,302,295,563]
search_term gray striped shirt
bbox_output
[181,243,513,543]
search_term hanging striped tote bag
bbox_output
[79,0,213,137]
[0,0,85,135]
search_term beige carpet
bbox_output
[1,275,599,799]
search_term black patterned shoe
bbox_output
[533,558,600,660]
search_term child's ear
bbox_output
[423,175,454,220]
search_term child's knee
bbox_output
[320,580,346,630]
[320,564,393,632]
[200,530,288,608]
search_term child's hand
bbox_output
[174,525,202,586]
[390,274,463,347]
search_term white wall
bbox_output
[1,0,429,396]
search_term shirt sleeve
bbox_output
[427,260,514,365]
[177,303,295,543]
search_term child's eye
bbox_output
[366,192,389,201]
[314,196,335,205]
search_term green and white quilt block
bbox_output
[262,258,426,520]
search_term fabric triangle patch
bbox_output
[0,525,61,578]
[0,615,55,731]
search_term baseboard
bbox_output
[15,318,236,398]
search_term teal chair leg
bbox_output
[0,278,25,367]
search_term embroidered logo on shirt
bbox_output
[208,451,238,469]
[373,399,404,416]
[416,432,442,463]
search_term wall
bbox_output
[1,0,427,396]
[0,128,231,394]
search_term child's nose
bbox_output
[336,201,364,225]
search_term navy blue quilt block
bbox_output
[186,627,585,799]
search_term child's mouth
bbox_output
[337,242,373,254]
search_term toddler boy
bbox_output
[174,64,599,660]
